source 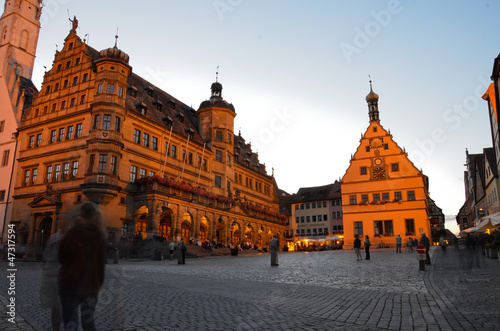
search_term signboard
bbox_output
[416,245,426,254]
[417,253,426,260]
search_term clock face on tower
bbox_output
[372,167,386,179]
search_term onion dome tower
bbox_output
[366,80,379,122]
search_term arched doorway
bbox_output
[180,212,192,240]
[199,216,208,241]
[135,205,149,239]
[244,224,253,247]
[216,220,224,243]
[159,207,174,239]
[231,221,240,245]
[39,217,52,252]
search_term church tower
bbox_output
[0,0,42,243]
[341,82,431,249]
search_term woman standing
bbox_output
[364,235,371,260]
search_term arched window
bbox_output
[19,30,29,50]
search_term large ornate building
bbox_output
[9,19,285,256]
[341,83,431,249]
[0,0,41,243]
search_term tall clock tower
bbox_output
[340,82,431,249]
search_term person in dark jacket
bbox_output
[419,232,431,265]
[58,202,107,331]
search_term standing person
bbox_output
[395,234,402,253]
[168,240,175,260]
[439,236,447,252]
[270,235,279,266]
[58,201,107,331]
[354,235,362,261]
[364,235,371,260]
[40,228,65,331]
[178,238,186,264]
[408,237,414,252]
[419,232,431,265]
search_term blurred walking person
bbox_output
[58,202,107,331]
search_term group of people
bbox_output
[353,232,432,264]
[40,201,107,331]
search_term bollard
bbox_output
[419,259,425,271]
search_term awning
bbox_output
[476,212,500,230]
[295,235,327,242]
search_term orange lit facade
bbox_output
[341,84,431,249]
[10,22,284,256]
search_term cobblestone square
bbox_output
[1,247,499,330]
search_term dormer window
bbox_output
[185,128,194,140]
[128,85,138,97]
[144,86,154,97]
[175,112,184,123]
[45,85,51,94]
[68,42,73,50]
[75,57,80,65]
[153,100,163,111]
[66,61,71,69]
[168,99,176,109]
[135,102,147,115]
[162,116,173,129]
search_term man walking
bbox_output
[270,235,279,266]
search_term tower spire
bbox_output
[365,76,379,122]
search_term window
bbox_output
[227,155,231,166]
[107,83,114,94]
[373,193,380,201]
[63,79,68,88]
[82,73,88,83]
[118,86,124,97]
[46,165,52,182]
[45,85,51,94]
[61,100,66,109]
[54,83,59,92]
[215,150,222,162]
[143,133,149,147]
[67,126,73,140]
[80,95,86,104]
[171,145,177,158]
[350,195,357,205]
[24,169,30,186]
[300,216,304,223]
[133,129,141,144]
[0,190,5,201]
[50,130,56,143]
[365,146,370,152]
[151,137,158,151]
[75,57,80,65]
[374,221,383,235]
[110,156,117,175]
[97,84,103,94]
[70,97,76,107]
[72,76,78,86]
[300,204,304,210]
[203,159,207,171]
[323,202,327,208]
[115,117,121,132]
[407,191,415,201]
[62,162,70,180]
[29,135,35,148]
[215,175,222,188]
[149,171,154,177]
[318,215,323,221]
[405,219,415,235]
[1,150,8,167]
[93,115,100,129]
[306,216,310,222]
[130,166,138,182]
[382,193,389,201]
[394,191,402,200]
[228,133,231,144]
[54,164,61,181]
[360,166,367,175]
[98,154,107,173]
[384,220,393,235]
[306,203,310,209]
[88,154,95,173]
[51,103,56,112]
[354,222,363,236]
[139,168,146,178]
[323,214,327,221]
[58,128,65,141]
[312,202,316,208]
[36,133,42,147]
[361,194,368,202]
[103,114,111,130]
[295,217,299,224]
[215,131,223,142]
[188,152,193,165]
[391,163,399,171]
[71,161,79,178]
[0,121,4,132]
[312,215,316,222]
[57,64,62,71]
[75,124,82,138]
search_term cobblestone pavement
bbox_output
[1,246,499,330]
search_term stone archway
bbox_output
[244,224,253,247]
[180,212,192,240]
[38,217,52,252]
[135,205,149,239]
[159,207,174,240]
[199,216,209,241]
[216,219,225,243]
[231,221,241,245]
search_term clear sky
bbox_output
[29,0,500,234]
